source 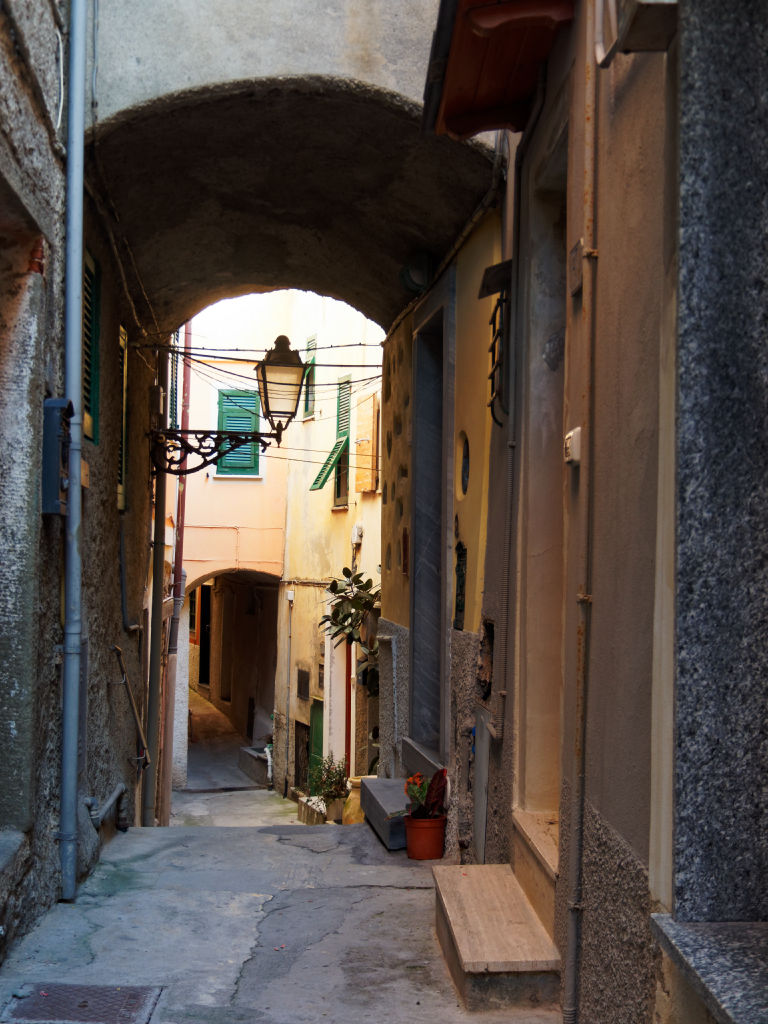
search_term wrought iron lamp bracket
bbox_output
[149,427,282,476]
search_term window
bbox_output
[297,668,310,701]
[216,390,260,476]
[82,250,100,443]
[168,330,180,430]
[310,377,351,505]
[303,337,316,417]
[117,326,128,510]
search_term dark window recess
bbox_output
[334,445,349,506]
[478,258,513,427]
[478,619,494,702]
[297,668,310,700]
[188,588,197,632]
[454,539,467,630]
[318,663,324,690]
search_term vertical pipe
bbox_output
[142,355,168,826]
[60,0,88,902]
[158,323,192,824]
[283,595,293,797]
[563,4,599,1019]
[345,640,352,775]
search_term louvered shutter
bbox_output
[217,391,260,475]
[82,251,100,442]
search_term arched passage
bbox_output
[86,78,494,334]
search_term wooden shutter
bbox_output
[304,338,317,417]
[355,393,379,493]
[217,391,260,475]
[337,377,351,437]
[82,251,100,442]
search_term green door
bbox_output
[309,699,323,795]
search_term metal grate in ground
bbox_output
[1,984,162,1024]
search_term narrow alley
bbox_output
[0,694,556,1024]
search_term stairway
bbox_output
[433,863,561,1011]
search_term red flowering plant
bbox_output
[404,768,448,819]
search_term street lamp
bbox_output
[150,334,305,475]
[255,334,306,443]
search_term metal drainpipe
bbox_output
[158,323,192,824]
[283,593,293,798]
[142,353,168,826]
[60,0,87,902]
[562,5,599,1019]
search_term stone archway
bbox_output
[86,78,494,336]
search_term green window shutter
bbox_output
[216,390,260,475]
[304,338,317,417]
[82,251,101,443]
[310,436,348,491]
[117,326,128,510]
[310,376,352,492]
[337,377,351,437]
[169,331,180,429]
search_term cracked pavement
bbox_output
[0,811,558,1023]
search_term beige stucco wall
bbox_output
[271,294,383,793]
[452,213,500,634]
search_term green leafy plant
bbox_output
[308,754,348,804]
[404,769,448,819]
[319,567,381,696]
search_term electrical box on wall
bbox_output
[42,398,74,515]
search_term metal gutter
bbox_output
[60,0,87,903]
[422,0,460,133]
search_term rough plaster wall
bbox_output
[576,802,658,1024]
[448,628,481,861]
[79,209,152,843]
[376,618,409,780]
[0,0,66,960]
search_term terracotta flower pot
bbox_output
[404,814,446,860]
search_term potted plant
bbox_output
[308,754,348,822]
[403,769,448,859]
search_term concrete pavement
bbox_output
[0,820,559,1023]
[0,698,560,1022]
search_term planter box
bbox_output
[297,797,326,825]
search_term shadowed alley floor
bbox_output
[0,697,560,1022]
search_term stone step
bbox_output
[360,777,407,849]
[433,863,561,1011]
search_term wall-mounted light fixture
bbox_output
[150,335,305,475]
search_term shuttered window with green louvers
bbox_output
[310,376,351,499]
[82,251,101,443]
[117,326,128,509]
[303,337,317,417]
[216,390,260,476]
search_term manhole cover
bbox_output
[2,984,162,1024]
